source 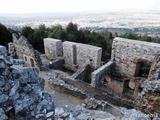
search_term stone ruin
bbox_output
[43,37,160,117]
[0,46,54,119]
[6,34,160,119]
[8,33,43,70]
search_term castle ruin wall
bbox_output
[43,38,62,60]
[63,41,102,70]
[91,61,114,87]
[111,37,160,80]
[12,33,42,70]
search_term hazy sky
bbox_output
[0,0,160,13]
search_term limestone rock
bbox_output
[0,55,54,119]
[0,46,7,56]
[0,108,8,120]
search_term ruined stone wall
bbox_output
[43,38,63,60]
[63,41,102,70]
[76,43,102,69]
[135,80,160,115]
[111,37,160,80]
[91,61,114,87]
[12,33,42,70]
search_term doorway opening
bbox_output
[30,58,35,67]
[134,62,151,78]
[123,80,134,99]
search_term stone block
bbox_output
[44,38,62,60]
[0,46,7,56]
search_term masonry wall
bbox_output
[91,61,114,87]
[63,41,77,68]
[63,41,102,70]
[76,43,102,69]
[12,33,42,69]
[111,37,160,80]
[43,38,62,60]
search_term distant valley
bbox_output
[0,12,160,37]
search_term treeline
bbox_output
[1,22,160,62]
[0,22,115,61]
[0,23,18,47]
[120,32,160,43]
[21,22,115,61]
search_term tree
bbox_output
[48,25,66,41]
[0,23,12,47]
[66,22,78,42]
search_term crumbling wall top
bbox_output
[11,33,42,69]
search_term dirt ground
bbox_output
[39,70,83,111]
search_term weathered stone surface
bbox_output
[0,45,7,56]
[0,94,9,103]
[0,108,8,120]
[91,61,114,87]
[49,79,88,99]
[44,38,63,60]
[0,61,5,68]
[48,57,64,70]
[63,41,102,70]
[10,58,25,66]
[10,66,39,83]
[8,42,16,57]
[0,55,54,119]
[135,80,160,115]
[111,37,160,80]
[76,43,102,69]
[120,107,151,120]
[9,81,20,96]
[55,105,115,120]
[11,33,42,70]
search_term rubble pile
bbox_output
[55,105,115,120]
[0,55,54,120]
[135,80,160,116]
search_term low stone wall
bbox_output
[71,65,93,83]
[91,61,114,87]
[48,73,133,109]
[48,79,88,99]
[48,57,64,70]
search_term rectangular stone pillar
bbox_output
[43,38,62,60]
